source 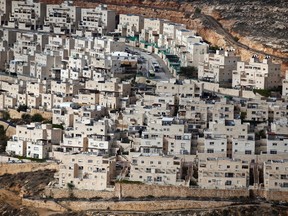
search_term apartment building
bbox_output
[245,100,269,122]
[41,93,53,110]
[184,40,208,67]
[80,4,116,36]
[232,56,281,90]
[121,105,147,127]
[268,101,288,122]
[52,106,75,127]
[62,118,110,152]
[198,49,240,87]
[264,160,288,190]
[44,35,73,59]
[6,123,62,158]
[26,139,51,159]
[99,91,121,110]
[30,53,62,79]
[139,131,164,154]
[282,71,288,97]
[85,78,131,97]
[140,18,167,45]
[2,94,16,108]
[265,134,288,155]
[198,157,250,189]
[5,137,27,157]
[8,59,30,76]
[232,137,255,157]
[145,117,191,155]
[1,29,17,49]
[0,50,9,70]
[0,92,4,110]
[178,97,234,126]
[57,153,116,190]
[6,0,46,30]
[271,121,288,135]
[26,80,50,96]
[170,34,208,67]
[44,0,81,34]
[0,0,12,24]
[72,89,99,106]
[0,80,25,98]
[175,29,196,46]
[14,32,40,56]
[51,80,81,96]
[27,93,41,108]
[87,134,112,155]
[156,79,203,98]
[129,154,185,186]
[178,97,208,128]
[163,22,186,40]
[117,14,144,37]
[200,119,253,157]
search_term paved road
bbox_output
[127,45,173,81]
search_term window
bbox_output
[225,180,232,185]
[225,173,234,177]
[245,150,252,155]
[270,150,277,154]
[156,176,162,182]
[207,149,214,153]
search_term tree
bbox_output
[0,125,8,153]
[31,113,44,122]
[67,182,75,198]
[17,105,28,112]
[195,7,201,14]
[179,66,198,79]
[52,124,64,130]
[21,113,31,122]
[1,111,10,121]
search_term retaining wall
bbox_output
[0,162,58,175]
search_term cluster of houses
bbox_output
[0,0,288,191]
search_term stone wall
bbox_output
[251,189,288,202]
[45,183,249,200]
[22,197,234,212]
[59,200,234,212]
[22,198,66,212]
[241,90,256,99]
[8,108,52,120]
[44,187,115,199]
[219,88,240,97]
[0,162,58,175]
[115,183,249,199]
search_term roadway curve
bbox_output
[80,0,288,62]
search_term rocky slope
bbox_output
[0,169,56,197]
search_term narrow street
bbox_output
[126,45,173,81]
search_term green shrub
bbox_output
[31,113,44,122]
